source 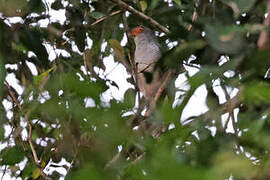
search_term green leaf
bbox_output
[109,39,125,62]
[67,163,111,180]
[61,73,108,102]
[139,1,148,12]
[173,0,181,6]
[33,66,55,85]
[210,152,255,179]
[28,0,45,13]
[0,0,28,17]
[51,0,63,10]
[19,28,49,68]
[161,40,206,68]
[90,12,105,20]
[0,146,25,165]
[74,26,86,52]
[205,24,245,54]
[243,81,270,105]
[32,168,41,179]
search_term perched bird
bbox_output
[131,26,163,100]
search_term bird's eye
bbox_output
[138,26,144,32]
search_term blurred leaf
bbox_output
[61,73,108,101]
[90,12,105,20]
[139,1,148,12]
[0,0,28,16]
[123,88,136,109]
[160,40,206,68]
[28,0,45,13]
[173,0,181,6]
[222,0,256,16]
[109,39,125,62]
[243,81,270,105]
[0,146,25,165]
[51,0,63,10]
[74,26,86,52]
[67,163,113,180]
[32,168,41,179]
[20,28,49,68]
[210,151,255,179]
[33,66,55,85]
[205,24,245,54]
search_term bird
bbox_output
[131,26,163,100]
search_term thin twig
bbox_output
[90,10,122,26]
[187,10,198,31]
[110,0,170,34]
[1,162,7,180]
[4,80,22,110]
[183,91,241,124]
[131,152,145,164]
[104,152,121,169]
[183,62,200,69]
[25,109,52,180]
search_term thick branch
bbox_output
[110,0,170,34]
[146,70,176,116]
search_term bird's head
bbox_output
[131,25,145,37]
[131,26,159,47]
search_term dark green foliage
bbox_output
[0,146,25,165]
[1,0,270,179]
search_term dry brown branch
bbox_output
[110,0,170,34]
[258,0,270,49]
[25,110,52,180]
[4,80,22,110]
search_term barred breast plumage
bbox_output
[132,26,162,100]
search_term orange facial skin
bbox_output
[131,26,144,36]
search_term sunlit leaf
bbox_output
[33,66,55,85]
[32,168,41,179]
[173,0,181,6]
[139,1,148,12]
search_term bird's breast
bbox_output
[134,42,161,65]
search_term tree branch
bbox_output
[145,70,176,116]
[257,0,270,49]
[183,92,241,124]
[25,109,52,180]
[90,10,122,26]
[4,80,22,110]
[110,0,170,34]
